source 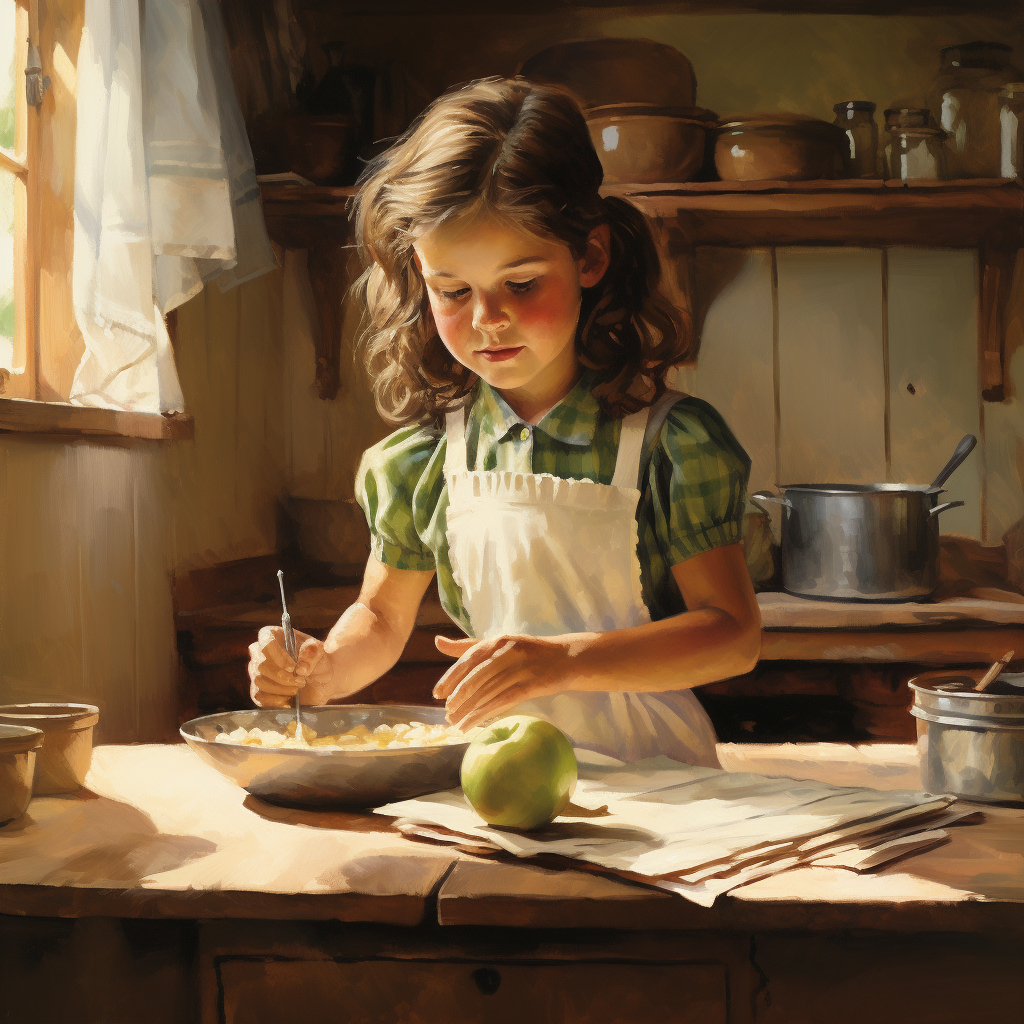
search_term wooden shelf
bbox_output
[613,178,1024,249]
[261,178,1024,249]
[301,0,1018,14]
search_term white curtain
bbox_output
[72,0,277,413]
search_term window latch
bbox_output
[25,41,50,108]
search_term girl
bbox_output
[248,78,761,768]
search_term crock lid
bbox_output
[0,703,100,732]
[585,102,717,123]
[833,100,876,113]
[0,724,44,754]
[940,40,1013,63]
[717,112,841,133]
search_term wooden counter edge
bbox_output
[435,862,1024,935]
[0,883,430,926]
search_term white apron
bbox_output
[443,391,720,768]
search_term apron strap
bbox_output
[444,407,469,475]
[636,389,688,488]
[610,407,651,489]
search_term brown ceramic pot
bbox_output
[586,104,716,183]
[714,113,849,181]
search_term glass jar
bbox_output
[833,101,879,177]
[929,41,1023,178]
[884,108,946,181]
[1000,83,1024,177]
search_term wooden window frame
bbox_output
[0,0,191,441]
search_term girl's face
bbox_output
[413,212,610,409]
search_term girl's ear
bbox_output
[579,224,611,288]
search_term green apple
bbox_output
[460,715,577,830]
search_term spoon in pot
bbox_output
[277,570,302,740]
[931,434,977,491]
[975,650,1015,692]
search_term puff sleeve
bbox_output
[355,426,443,572]
[645,398,751,565]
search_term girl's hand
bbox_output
[248,626,335,708]
[433,634,577,729]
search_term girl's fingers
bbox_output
[444,640,517,708]
[251,689,292,709]
[435,636,476,657]
[252,674,300,696]
[451,674,531,730]
[295,637,325,678]
[434,638,510,700]
[248,643,302,690]
[446,663,521,723]
[256,626,293,668]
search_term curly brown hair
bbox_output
[350,76,693,426]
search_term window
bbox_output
[0,0,189,439]
[0,0,35,401]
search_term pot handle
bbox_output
[750,489,792,514]
[928,500,965,517]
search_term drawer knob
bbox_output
[471,967,501,995]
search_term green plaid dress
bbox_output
[355,372,751,636]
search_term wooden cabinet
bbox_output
[199,922,753,1024]
[217,957,728,1024]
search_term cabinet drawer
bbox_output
[218,957,728,1024]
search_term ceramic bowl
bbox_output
[0,724,43,824]
[714,113,849,181]
[585,104,716,184]
[0,703,99,794]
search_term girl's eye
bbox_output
[439,287,470,301]
[507,279,537,294]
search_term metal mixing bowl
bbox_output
[180,705,469,809]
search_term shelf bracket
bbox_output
[979,244,1017,403]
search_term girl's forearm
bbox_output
[567,606,761,694]
[320,601,409,699]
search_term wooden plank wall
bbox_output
[0,277,287,743]
[665,246,993,546]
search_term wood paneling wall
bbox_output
[0,277,287,743]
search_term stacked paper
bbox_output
[376,755,973,907]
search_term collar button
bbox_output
[519,426,530,442]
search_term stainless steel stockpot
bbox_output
[910,672,1024,806]
[751,484,964,601]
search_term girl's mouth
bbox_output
[478,346,524,362]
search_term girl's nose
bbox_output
[472,295,510,333]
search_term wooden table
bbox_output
[1,743,1022,1024]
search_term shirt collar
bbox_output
[471,371,600,447]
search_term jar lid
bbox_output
[833,100,876,114]
[0,703,100,732]
[940,40,1014,68]
[0,724,44,754]
[884,108,937,133]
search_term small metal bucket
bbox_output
[910,671,1024,805]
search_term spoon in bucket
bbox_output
[277,570,302,739]
[975,650,1015,692]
